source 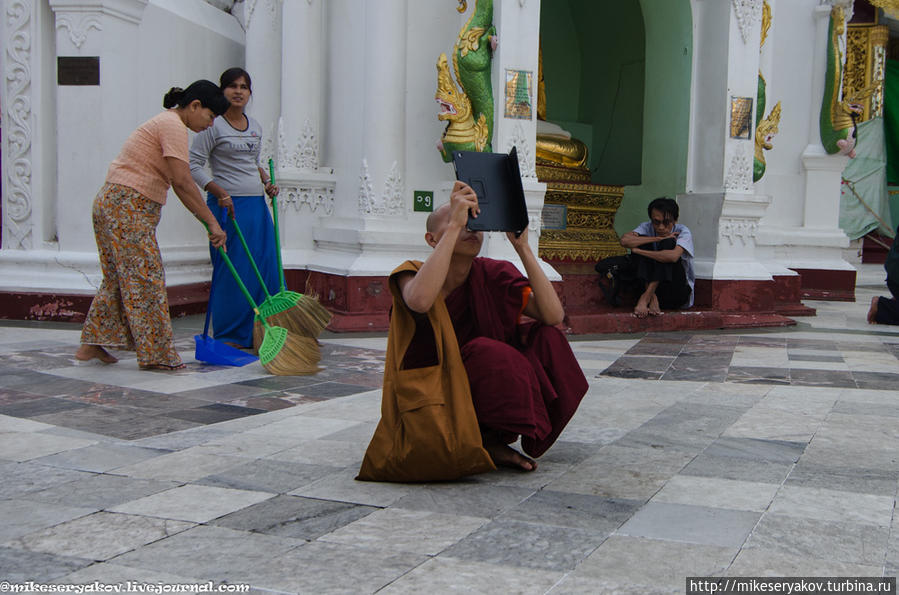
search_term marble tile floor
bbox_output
[1,265,898,593]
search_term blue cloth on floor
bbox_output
[207,194,280,348]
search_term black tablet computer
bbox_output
[452,147,529,236]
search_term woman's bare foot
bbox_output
[75,344,118,364]
[867,296,879,324]
[139,363,186,371]
[648,294,662,316]
[485,443,537,472]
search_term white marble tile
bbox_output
[768,485,895,527]
[651,475,779,512]
[0,431,98,462]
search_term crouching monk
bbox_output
[357,181,588,482]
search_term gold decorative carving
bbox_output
[538,180,626,262]
[844,24,889,122]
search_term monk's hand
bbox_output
[450,180,479,227]
[506,226,530,251]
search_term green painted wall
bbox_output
[539,0,693,236]
[618,0,692,236]
[540,0,644,185]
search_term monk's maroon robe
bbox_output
[403,257,588,458]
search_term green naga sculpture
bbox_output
[754,2,781,182]
[819,4,872,158]
[435,0,496,162]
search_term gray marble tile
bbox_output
[110,449,248,483]
[550,574,680,594]
[573,535,737,591]
[702,436,806,464]
[111,525,303,582]
[618,502,760,548]
[212,494,377,540]
[320,507,487,556]
[51,562,198,587]
[789,368,857,388]
[785,461,899,496]
[391,482,534,518]
[30,474,179,509]
[196,459,338,494]
[0,546,92,582]
[0,462,97,499]
[503,489,641,534]
[727,548,884,577]
[744,513,889,567]
[129,426,231,450]
[768,485,895,527]
[726,367,791,385]
[6,512,194,561]
[109,484,274,523]
[852,371,899,390]
[0,500,96,543]
[680,454,792,484]
[441,519,607,571]
[240,541,425,594]
[651,476,779,512]
[0,431,98,462]
[31,443,170,473]
[616,402,747,452]
[290,468,414,507]
[380,556,564,595]
[833,399,899,418]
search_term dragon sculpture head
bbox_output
[756,101,782,155]
[436,53,473,126]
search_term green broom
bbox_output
[266,159,332,335]
[205,224,320,375]
[228,214,324,346]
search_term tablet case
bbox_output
[452,147,529,235]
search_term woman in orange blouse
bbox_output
[75,81,230,370]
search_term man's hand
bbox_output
[264,182,279,199]
[450,181,479,229]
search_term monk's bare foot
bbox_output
[485,443,537,472]
[648,294,662,316]
[867,295,880,324]
[75,344,118,364]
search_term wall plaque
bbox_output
[541,204,567,230]
[58,57,100,86]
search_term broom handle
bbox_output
[268,159,287,292]
[203,223,273,331]
[229,215,273,300]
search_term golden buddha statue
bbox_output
[536,45,590,173]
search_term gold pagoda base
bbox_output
[537,162,626,263]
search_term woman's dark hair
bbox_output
[220,67,252,93]
[647,197,679,222]
[163,80,229,116]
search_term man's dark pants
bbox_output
[874,278,899,324]
[632,237,691,309]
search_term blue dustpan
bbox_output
[194,263,259,367]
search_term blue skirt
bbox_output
[207,194,280,348]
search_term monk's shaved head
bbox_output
[426,203,452,233]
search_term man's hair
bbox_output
[647,197,679,222]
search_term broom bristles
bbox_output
[262,333,322,376]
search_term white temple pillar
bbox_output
[275,0,335,265]
[680,0,772,301]
[1,0,57,253]
[476,0,555,279]
[313,0,423,279]
[243,0,282,165]
[49,0,149,255]
[755,0,853,287]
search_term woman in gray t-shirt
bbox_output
[190,67,280,349]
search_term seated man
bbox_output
[867,224,899,325]
[360,181,588,479]
[619,197,695,318]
